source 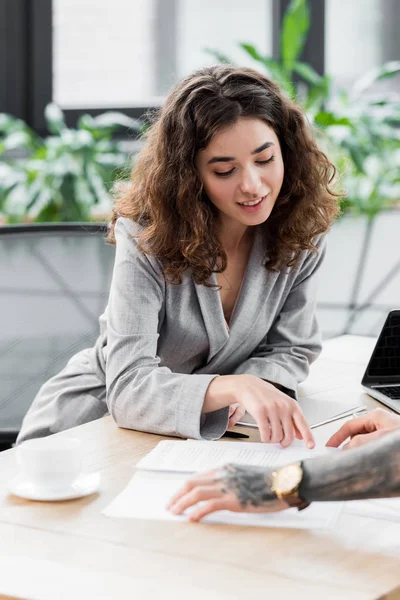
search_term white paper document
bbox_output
[344,497,400,522]
[103,440,343,529]
[136,439,333,473]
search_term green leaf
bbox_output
[0,163,26,190]
[79,111,142,131]
[34,201,60,223]
[3,183,31,217]
[281,0,310,74]
[342,140,366,174]
[314,112,353,127]
[86,163,110,204]
[303,75,330,112]
[27,188,53,220]
[0,113,25,134]
[239,43,294,97]
[0,116,41,155]
[56,174,88,221]
[60,128,93,151]
[73,175,96,208]
[32,147,47,160]
[88,111,142,132]
[293,61,322,85]
[240,43,265,62]
[3,130,35,151]
[352,61,400,97]
[383,116,400,127]
[204,47,233,65]
[44,103,66,135]
[24,177,46,211]
[96,152,127,168]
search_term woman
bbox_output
[17,65,339,446]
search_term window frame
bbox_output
[0,0,325,134]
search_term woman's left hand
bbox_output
[166,464,289,522]
[228,403,246,428]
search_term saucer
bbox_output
[8,471,101,501]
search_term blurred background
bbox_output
[0,0,400,445]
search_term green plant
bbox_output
[206,0,400,220]
[0,105,142,223]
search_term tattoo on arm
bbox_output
[219,429,400,509]
[220,464,277,509]
[300,429,400,503]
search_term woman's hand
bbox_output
[234,375,314,448]
[326,408,400,450]
[166,464,289,522]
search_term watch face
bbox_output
[276,463,302,494]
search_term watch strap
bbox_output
[285,495,310,511]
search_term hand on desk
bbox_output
[167,464,288,522]
[326,408,400,450]
[211,375,315,448]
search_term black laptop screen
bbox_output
[366,313,400,378]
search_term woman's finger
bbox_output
[267,408,284,444]
[294,422,303,440]
[228,404,246,428]
[280,409,295,447]
[254,409,271,443]
[228,403,239,417]
[169,484,223,515]
[292,408,315,449]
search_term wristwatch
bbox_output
[271,461,310,511]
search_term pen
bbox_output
[310,406,368,429]
[236,406,369,431]
[223,430,249,439]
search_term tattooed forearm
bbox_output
[220,464,277,509]
[218,430,400,510]
[300,429,400,503]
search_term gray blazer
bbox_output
[17,217,325,444]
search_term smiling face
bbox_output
[196,117,284,237]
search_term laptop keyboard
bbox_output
[377,387,400,400]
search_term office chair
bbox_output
[0,223,115,449]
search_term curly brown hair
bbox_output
[107,65,340,284]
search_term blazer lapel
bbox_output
[228,228,270,332]
[193,228,280,366]
[207,229,280,369]
[194,275,229,363]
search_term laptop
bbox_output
[361,309,400,414]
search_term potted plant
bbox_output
[0,105,142,223]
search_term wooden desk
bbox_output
[0,335,399,600]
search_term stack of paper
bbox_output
[103,440,344,529]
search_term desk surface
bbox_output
[0,335,399,600]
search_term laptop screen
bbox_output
[362,310,400,382]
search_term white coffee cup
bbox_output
[16,436,83,490]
